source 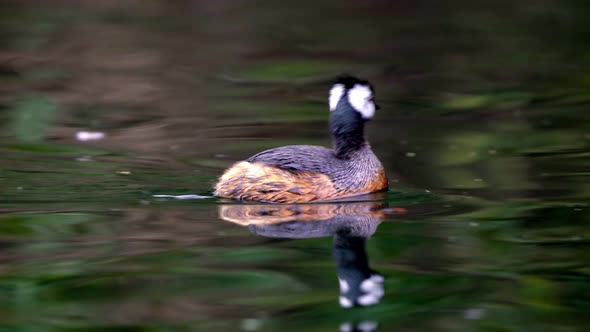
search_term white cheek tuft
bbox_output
[339,296,353,308]
[329,84,345,111]
[338,278,350,293]
[347,84,376,119]
[360,278,384,297]
[358,321,378,332]
[370,274,384,283]
[357,293,380,306]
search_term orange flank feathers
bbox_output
[214,161,387,203]
[214,161,336,203]
[364,166,388,194]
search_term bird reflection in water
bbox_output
[218,194,389,312]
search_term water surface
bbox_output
[1,1,589,331]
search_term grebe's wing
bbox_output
[247,145,337,173]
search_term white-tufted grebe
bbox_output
[214,75,388,203]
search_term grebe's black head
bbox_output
[328,75,379,158]
[329,75,379,120]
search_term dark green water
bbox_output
[1,1,589,331]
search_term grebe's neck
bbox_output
[330,99,367,159]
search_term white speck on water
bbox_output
[152,194,212,200]
[474,178,483,182]
[405,152,416,157]
[16,186,24,191]
[391,179,399,183]
[444,204,452,208]
[571,236,581,241]
[240,318,262,331]
[574,208,583,211]
[76,131,105,141]
[488,149,497,155]
[76,155,94,162]
[215,154,227,158]
[464,308,485,320]
[425,189,431,193]
[140,200,150,205]
[469,222,479,227]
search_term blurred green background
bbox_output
[0,0,589,331]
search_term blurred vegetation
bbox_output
[10,95,58,143]
[0,0,589,331]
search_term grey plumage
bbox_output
[247,144,384,192]
[247,145,338,173]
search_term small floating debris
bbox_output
[116,170,131,175]
[240,318,263,331]
[152,194,212,200]
[76,155,94,162]
[76,131,106,141]
[405,152,416,157]
[464,308,485,320]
